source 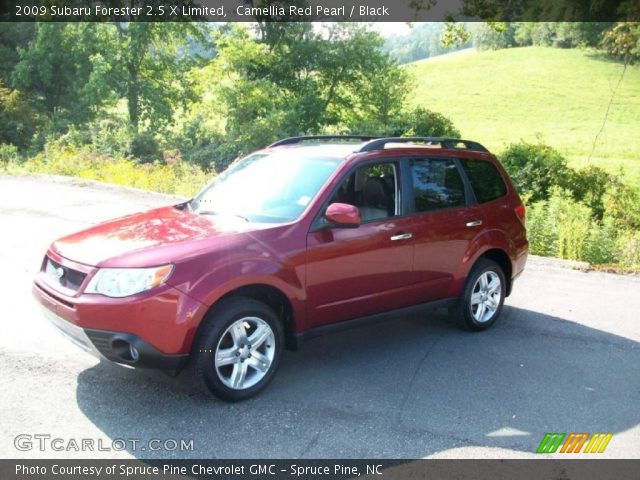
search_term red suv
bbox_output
[33,136,528,401]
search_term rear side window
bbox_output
[410,158,466,212]
[460,159,507,203]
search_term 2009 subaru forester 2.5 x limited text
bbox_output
[33,136,528,401]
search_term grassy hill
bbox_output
[406,47,640,186]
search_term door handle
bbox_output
[390,233,413,241]
[466,220,483,227]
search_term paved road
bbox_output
[1,174,639,459]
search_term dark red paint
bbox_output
[33,144,528,356]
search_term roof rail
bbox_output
[358,137,489,153]
[268,135,381,148]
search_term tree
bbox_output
[384,23,472,64]
[0,80,40,149]
[213,23,411,163]
[12,24,103,126]
[0,23,35,87]
[602,22,640,63]
[474,23,518,50]
[98,23,207,135]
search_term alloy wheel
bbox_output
[214,317,276,390]
[470,271,502,323]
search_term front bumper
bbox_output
[32,259,208,369]
[40,301,188,370]
[42,305,99,357]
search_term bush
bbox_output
[615,230,640,270]
[87,117,135,158]
[349,107,460,139]
[386,107,461,138]
[584,216,619,265]
[526,188,639,270]
[604,180,640,231]
[9,143,211,197]
[0,143,20,165]
[129,132,162,163]
[500,141,571,202]
[525,190,588,261]
[569,165,613,220]
[0,82,41,149]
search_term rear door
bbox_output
[408,157,486,300]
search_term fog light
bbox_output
[129,344,140,362]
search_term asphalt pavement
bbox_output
[1,174,639,459]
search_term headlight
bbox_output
[85,265,173,298]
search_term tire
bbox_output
[450,258,506,331]
[194,297,284,401]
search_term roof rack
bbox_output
[268,135,381,148]
[358,137,489,153]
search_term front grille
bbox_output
[45,257,87,292]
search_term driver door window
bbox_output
[329,163,398,222]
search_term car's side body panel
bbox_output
[410,203,487,301]
[166,223,310,337]
[305,215,420,326]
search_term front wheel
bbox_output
[194,297,284,401]
[450,259,506,331]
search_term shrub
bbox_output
[615,230,640,270]
[350,107,460,139]
[0,82,41,149]
[14,143,211,197]
[604,180,640,231]
[0,143,20,165]
[500,141,571,203]
[569,165,613,220]
[525,200,556,257]
[584,216,619,265]
[547,189,593,260]
[512,189,592,260]
[387,107,461,138]
[129,132,162,163]
[88,117,135,158]
[526,188,640,270]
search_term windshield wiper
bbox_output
[197,210,249,222]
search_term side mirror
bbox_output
[325,203,360,228]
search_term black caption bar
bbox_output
[1,0,637,22]
[2,460,640,480]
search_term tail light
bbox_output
[515,204,526,225]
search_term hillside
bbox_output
[406,47,640,186]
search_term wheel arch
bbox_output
[191,283,299,353]
[480,248,513,296]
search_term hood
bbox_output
[51,205,255,267]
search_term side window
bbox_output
[328,163,398,222]
[410,158,466,212]
[460,159,507,203]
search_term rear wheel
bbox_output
[194,297,283,401]
[450,259,506,331]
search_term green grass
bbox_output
[406,47,640,186]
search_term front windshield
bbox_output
[190,151,342,223]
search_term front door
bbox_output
[305,161,422,326]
